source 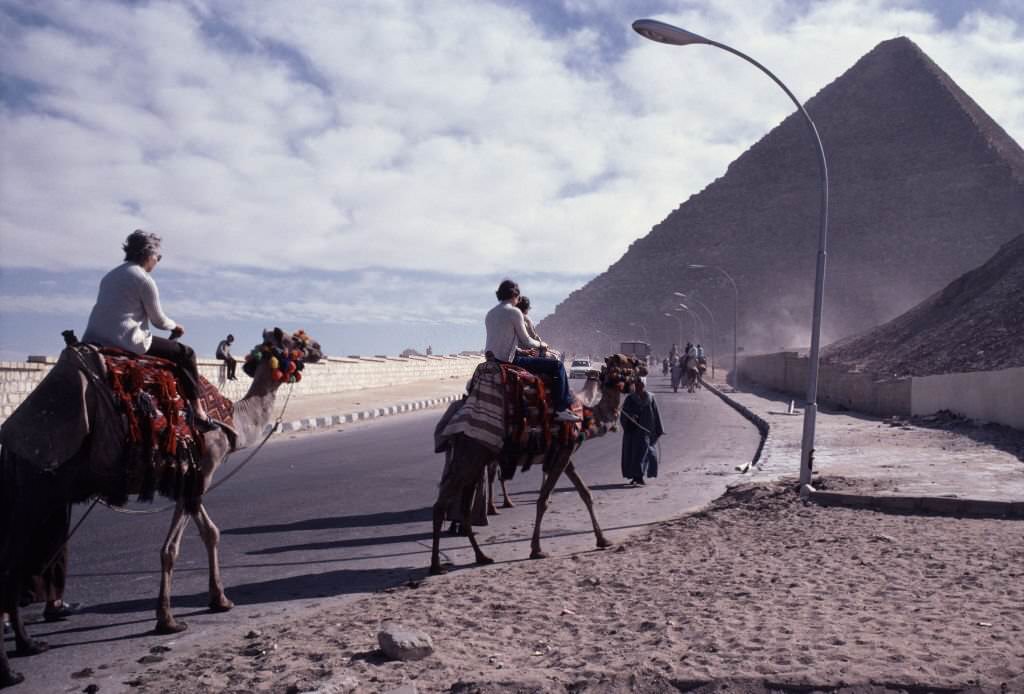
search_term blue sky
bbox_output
[1,0,1022,359]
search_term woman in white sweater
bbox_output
[82,230,210,423]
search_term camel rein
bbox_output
[38,382,296,575]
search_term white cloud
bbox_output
[1,0,1021,282]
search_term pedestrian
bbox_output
[620,377,664,485]
[20,505,81,622]
[216,334,237,380]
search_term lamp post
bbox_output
[662,312,683,349]
[687,264,740,391]
[675,291,717,378]
[594,329,615,356]
[675,305,703,344]
[634,18,830,495]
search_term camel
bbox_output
[429,355,645,575]
[0,328,322,689]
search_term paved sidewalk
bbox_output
[262,376,471,432]
[703,374,1024,515]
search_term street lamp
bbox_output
[675,305,703,344]
[635,18,830,495]
[687,265,739,391]
[662,312,683,348]
[594,328,615,356]
[675,292,716,378]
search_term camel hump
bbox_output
[0,346,105,471]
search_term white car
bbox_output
[569,359,593,379]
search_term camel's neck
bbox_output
[231,373,280,448]
[592,387,622,423]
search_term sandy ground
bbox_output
[125,479,1024,694]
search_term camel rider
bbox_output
[485,279,581,422]
[518,295,542,342]
[696,344,706,360]
[82,230,216,429]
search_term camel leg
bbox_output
[500,474,514,508]
[192,504,233,613]
[430,474,461,575]
[530,458,568,559]
[486,462,499,516]
[459,482,493,567]
[564,461,612,549]
[155,504,190,634]
[0,604,26,689]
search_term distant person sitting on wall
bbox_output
[485,279,580,422]
[426,345,433,356]
[216,334,237,380]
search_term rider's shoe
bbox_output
[554,409,582,422]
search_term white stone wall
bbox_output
[911,366,1024,430]
[0,354,483,425]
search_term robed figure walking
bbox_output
[619,379,664,485]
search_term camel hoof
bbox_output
[428,564,448,576]
[502,500,515,508]
[155,620,188,635]
[530,550,548,560]
[475,555,494,566]
[596,538,613,549]
[16,639,48,656]
[487,507,499,516]
[209,597,234,613]
[1,670,25,689]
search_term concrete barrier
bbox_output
[0,353,484,425]
[911,366,1024,430]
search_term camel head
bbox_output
[241,327,325,384]
[599,354,647,394]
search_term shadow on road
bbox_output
[83,566,416,617]
[223,507,434,535]
[247,530,434,555]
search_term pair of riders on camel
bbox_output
[484,279,580,422]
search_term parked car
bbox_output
[569,358,593,379]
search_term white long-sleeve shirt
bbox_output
[484,300,541,362]
[82,262,177,354]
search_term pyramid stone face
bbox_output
[823,232,1024,377]
[537,37,1024,358]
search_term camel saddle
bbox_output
[0,345,232,509]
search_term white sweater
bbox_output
[484,301,540,362]
[82,262,177,354]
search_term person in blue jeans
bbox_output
[484,279,580,422]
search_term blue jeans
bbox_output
[512,354,573,411]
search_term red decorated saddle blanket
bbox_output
[98,347,233,508]
[437,361,598,461]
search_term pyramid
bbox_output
[822,232,1024,377]
[537,37,1024,359]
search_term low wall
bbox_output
[911,367,1024,430]
[0,353,483,425]
[738,352,912,417]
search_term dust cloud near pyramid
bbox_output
[822,232,1024,378]
[536,37,1024,361]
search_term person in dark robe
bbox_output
[619,378,664,485]
[19,505,81,621]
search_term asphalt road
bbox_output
[6,375,760,693]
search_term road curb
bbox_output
[263,394,462,435]
[806,488,1024,519]
[700,377,770,472]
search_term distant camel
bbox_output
[429,355,645,574]
[0,329,322,689]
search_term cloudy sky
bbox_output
[1,0,1021,359]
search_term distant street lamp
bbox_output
[662,312,683,349]
[634,18,830,495]
[675,292,716,378]
[594,328,615,356]
[629,321,649,341]
[675,305,703,344]
[686,264,739,391]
